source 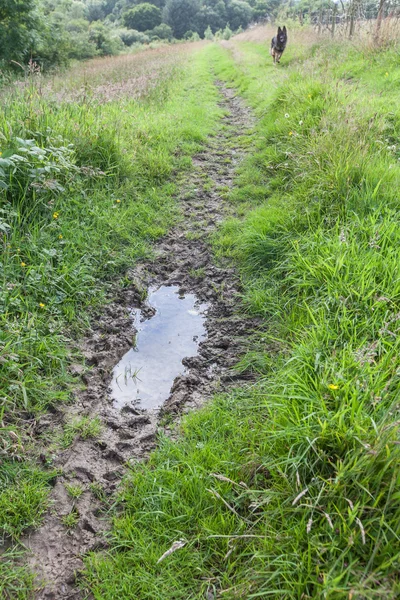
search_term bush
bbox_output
[89,21,124,55]
[147,23,173,40]
[116,27,150,46]
[66,20,99,59]
[123,4,162,32]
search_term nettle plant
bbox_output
[0,135,78,206]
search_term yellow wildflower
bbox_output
[385,72,389,77]
[289,131,293,136]
[39,302,45,308]
[53,212,59,219]
[116,199,121,203]
[20,262,26,267]
[0,152,2,156]
[328,384,339,390]
[59,234,63,239]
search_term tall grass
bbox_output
[83,37,400,598]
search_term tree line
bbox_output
[1,0,398,71]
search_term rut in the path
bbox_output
[24,83,257,600]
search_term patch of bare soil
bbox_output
[24,83,257,599]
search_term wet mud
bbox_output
[24,83,258,598]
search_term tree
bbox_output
[226,0,253,30]
[193,0,227,35]
[163,0,200,38]
[123,3,162,31]
[0,0,39,64]
[222,22,232,37]
[252,0,270,21]
[69,2,88,19]
[204,24,214,38]
[32,7,71,67]
[348,0,362,37]
[376,0,387,31]
[86,0,107,22]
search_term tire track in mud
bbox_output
[24,83,257,599]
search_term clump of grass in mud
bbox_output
[189,267,206,279]
[62,417,102,448]
[65,483,84,499]
[89,482,108,504]
[61,509,80,531]
[83,41,400,599]
[0,40,223,562]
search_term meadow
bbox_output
[2,23,400,600]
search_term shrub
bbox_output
[89,21,124,55]
[147,23,173,41]
[66,20,99,59]
[117,27,150,45]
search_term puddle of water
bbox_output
[110,286,207,409]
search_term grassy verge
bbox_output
[83,36,400,599]
[0,43,223,582]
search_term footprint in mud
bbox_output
[110,285,208,410]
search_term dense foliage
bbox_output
[0,0,397,70]
[123,3,162,31]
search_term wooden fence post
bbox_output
[318,6,323,34]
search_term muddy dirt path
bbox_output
[25,83,257,599]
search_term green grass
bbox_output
[82,38,400,599]
[0,44,223,561]
[0,460,55,539]
[62,416,102,448]
[65,483,84,499]
[0,549,36,600]
[61,508,80,530]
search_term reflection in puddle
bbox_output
[111,286,207,409]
